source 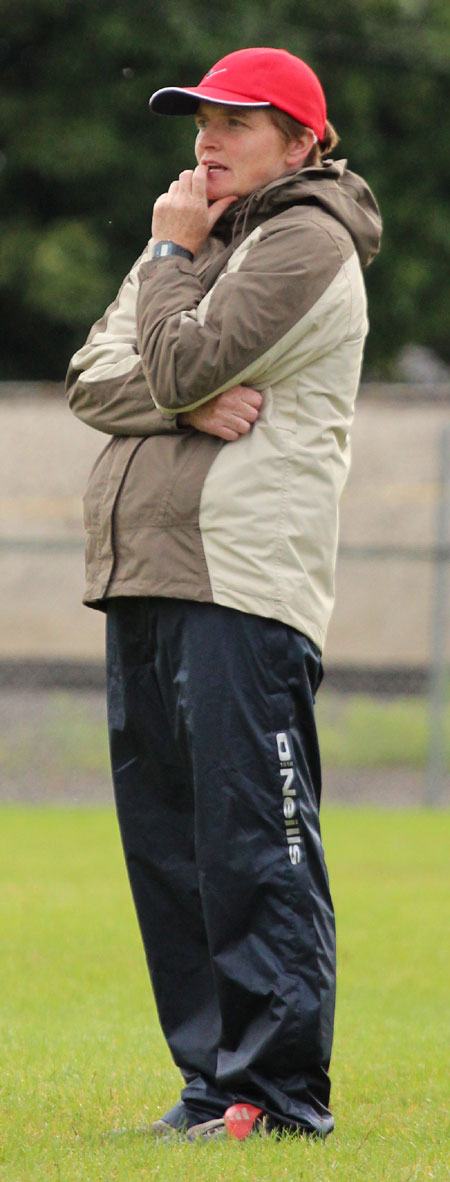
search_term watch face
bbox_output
[153,241,193,260]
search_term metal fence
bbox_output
[0,384,448,807]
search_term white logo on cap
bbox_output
[205,68,228,78]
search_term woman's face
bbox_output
[194,103,298,201]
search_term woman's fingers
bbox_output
[221,386,263,418]
[179,387,263,440]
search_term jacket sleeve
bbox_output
[66,246,184,436]
[136,210,355,414]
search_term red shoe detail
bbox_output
[224,1103,263,1140]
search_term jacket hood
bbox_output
[218,158,382,270]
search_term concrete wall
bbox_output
[1,384,449,667]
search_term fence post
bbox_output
[427,423,450,805]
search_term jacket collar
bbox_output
[214,158,382,269]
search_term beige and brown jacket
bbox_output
[67,159,381,652]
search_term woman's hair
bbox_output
[268,107,340,167]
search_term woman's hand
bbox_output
[179,386,263,441]
[151,165,237,256]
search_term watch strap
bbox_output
[152,241,194,261]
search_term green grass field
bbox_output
[0,807,448,1181]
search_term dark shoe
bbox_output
[106,1099,226,1141]
[185,1118,226,1141]
[150,1100,226,1141]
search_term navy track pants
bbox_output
[106,597,336,1135]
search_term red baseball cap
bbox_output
[150,47,327,141]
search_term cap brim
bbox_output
[149,86,270,115]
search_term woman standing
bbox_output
[67,47,381,1141]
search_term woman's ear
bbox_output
[285,129,316,169]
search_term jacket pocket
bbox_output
[266,384,297,434]
[85,436,115,484]
[83,437,142,532]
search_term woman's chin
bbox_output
[206,174,235,202]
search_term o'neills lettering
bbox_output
[276,731,302,866]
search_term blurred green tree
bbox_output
[0,0,449,378]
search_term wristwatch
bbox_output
[152,241,194,261]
